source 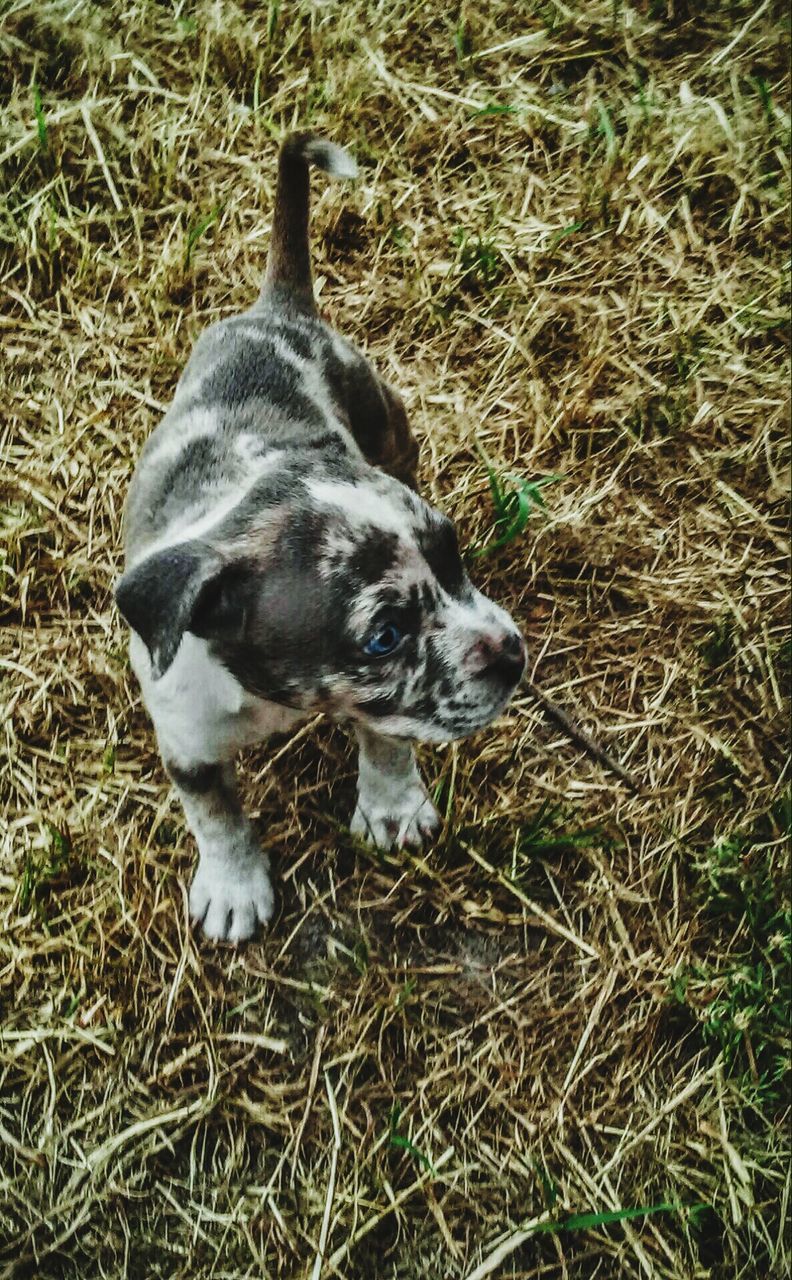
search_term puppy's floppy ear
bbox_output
[115,542,246,678]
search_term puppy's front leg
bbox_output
[351,726,441,850]
[166,758,274,942]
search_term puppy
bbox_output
[116,133,526,943]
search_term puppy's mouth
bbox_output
[354,666,524,743]
[429,695,521,742]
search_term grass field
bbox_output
[1,2,790,1277]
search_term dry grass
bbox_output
[1,1,790,1277]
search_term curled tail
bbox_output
[261,131,357,313]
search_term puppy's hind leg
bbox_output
[350,726,441,851]
[165,758,274,943]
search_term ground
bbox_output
[1,2,790,1278]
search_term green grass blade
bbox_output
[596,101,618,158]
[388,1133,437,1175]
[184,207,220,269]
[471,462,562,558]
[536,1200,710,1235]
[471,102,520,118]
[32,84,47,149]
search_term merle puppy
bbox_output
[116,133,526,943]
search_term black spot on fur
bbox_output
[419,518,465,594]
[166,761,223,793]
[199,338,321,424]
[347,529,398,585]
[420,582,436,611]
[320,338,396,463]
[272,322,313,360]
[302,432,347,452]
[354,693,397,717]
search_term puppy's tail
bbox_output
[261,132,357,314]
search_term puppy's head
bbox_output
[116,470,525,742]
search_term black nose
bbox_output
[477,632,526,686]
[488,652,525,686]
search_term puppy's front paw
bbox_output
[189,849,275,943]
[351,787,441,851]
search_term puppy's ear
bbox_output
[115,543,246,678]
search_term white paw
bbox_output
[189,849,275,943]
[351,787,441,851]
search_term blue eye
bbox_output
[362,622,404,657]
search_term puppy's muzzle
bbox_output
[467,628,526,690]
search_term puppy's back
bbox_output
[122,134,416,564]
